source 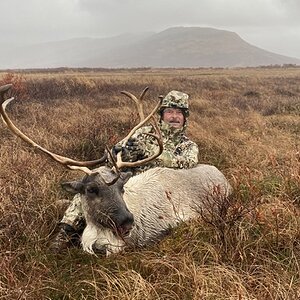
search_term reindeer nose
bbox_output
[118,212,135,237]
[119,222,134,237]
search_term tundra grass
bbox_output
[0,67,299,299]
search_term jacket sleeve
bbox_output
[155,141,199,168]
[135,127,199,169]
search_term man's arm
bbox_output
[155,141,199,168]
[127,128,199,169]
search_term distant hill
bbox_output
[0,27,299,69]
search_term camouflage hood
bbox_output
[159,119,187,145]
[158,90,190,141]
[159,90,190,118]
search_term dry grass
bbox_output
[0,67,299,299]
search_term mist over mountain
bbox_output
[0,27,299,69]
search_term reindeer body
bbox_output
[81,164,231,255]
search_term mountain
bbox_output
[0,27,299,69]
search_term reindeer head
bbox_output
[62,168,134,238]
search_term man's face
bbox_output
[162,108,185,129]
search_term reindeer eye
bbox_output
[86,185,99,195]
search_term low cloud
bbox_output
[0,0,299,58]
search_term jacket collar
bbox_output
[159,120,186,142]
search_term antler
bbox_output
[121,86,149,121]
[0,84,106,175]
[0,84,163,177]
[115,87,163,170]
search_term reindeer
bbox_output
[0,84,231,256]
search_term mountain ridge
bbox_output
[0,27,299,69]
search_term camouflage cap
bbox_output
[159,90,189,118]
[160,90,189,110]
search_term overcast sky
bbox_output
[1,0,299,58]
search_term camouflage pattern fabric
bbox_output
[159,90,190,117]
[61,193,85,231]
[160,90,189,109]
[123,120,199,173]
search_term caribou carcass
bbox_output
[63,164,231,255]
[0,84,231,256]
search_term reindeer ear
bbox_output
[61,181,85,194]
[100,170,120,185]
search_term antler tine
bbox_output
[121,86,149,122]
[115,98,163,170]
[103,146,122,185]
[139,86,149,101]
[120,97,162,149]
[0,85,107,174]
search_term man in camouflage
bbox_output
[50,90,199,252]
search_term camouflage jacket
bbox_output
[119,120,199,174]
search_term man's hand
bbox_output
[112,138,146,162]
